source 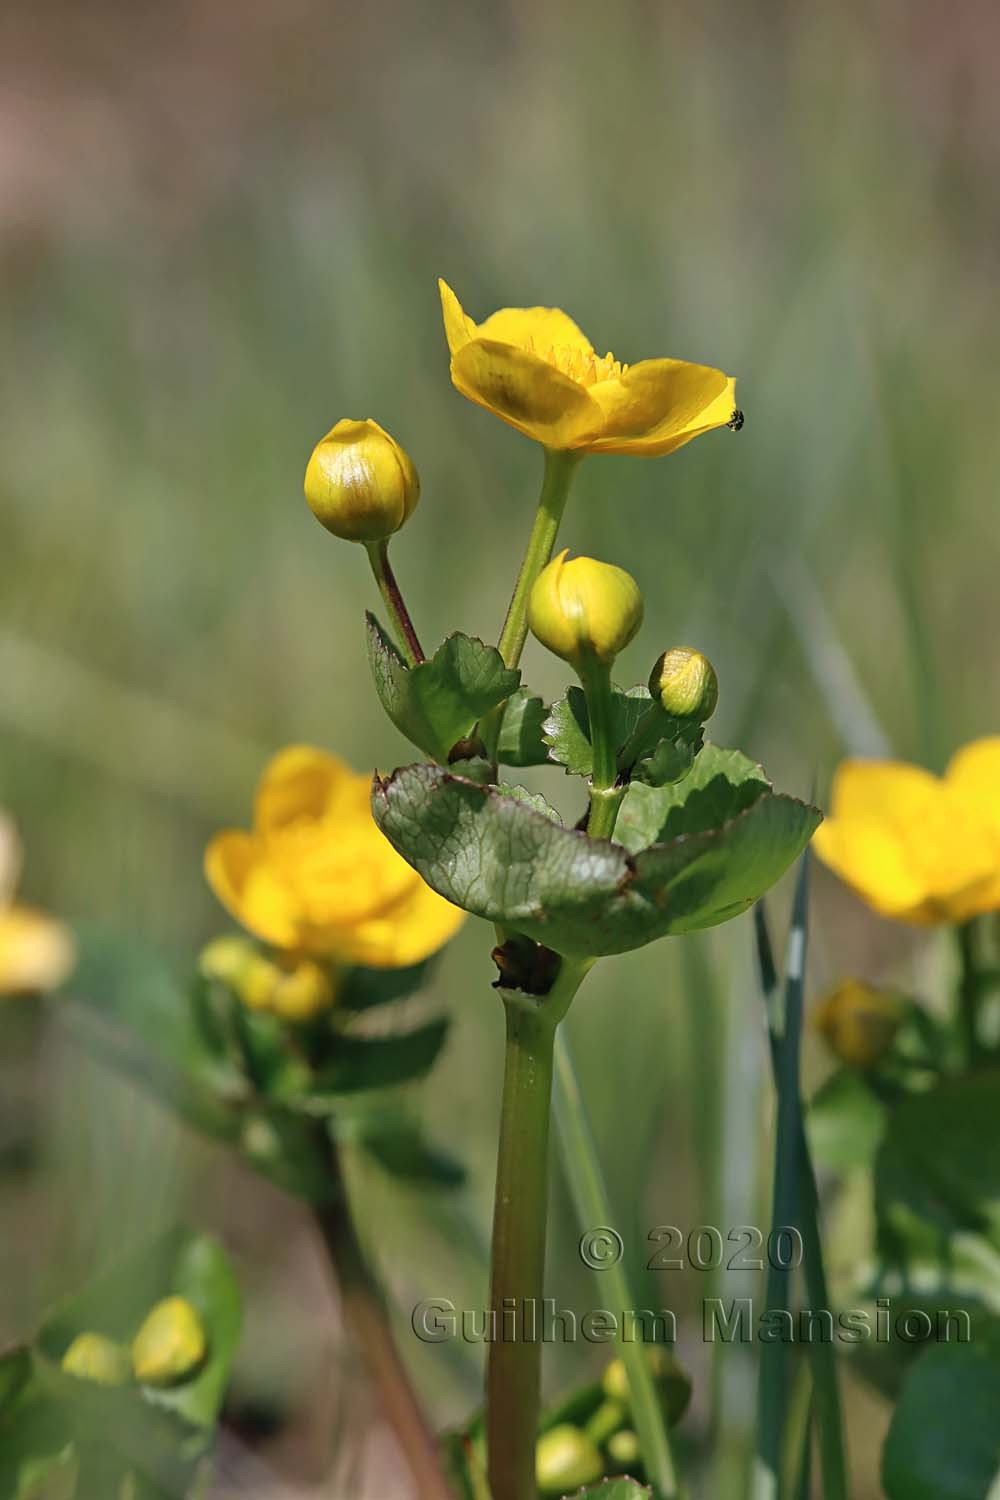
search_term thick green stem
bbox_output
[553,1024,680,1500]
[487,962,590,1500]
[311,1127,452,1500]
[496,448,582,671]
[578,655,625,840]
[365,538,425,666]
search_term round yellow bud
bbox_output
[61,1331,131,1387]
[201,938,336,1023]
[602,1348,692,1425]
[269,957,337,1023]
[535,1424,603,1494]
[649,646,719,722]
[131,1297,206,1386]
[528,550,644,667]
[814,979,903,1069]
[304,418,419,542]
[607,1428,640,1467]
[199,935,256,988]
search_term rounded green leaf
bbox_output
[371,759,821,958]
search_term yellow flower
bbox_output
[813,738,1000,924]
[813,979,904,1069]
[0,812,74,996]
[528,550,644,667]
[439,279,736,455]
[304,418,420,542]
[205,747,464,967]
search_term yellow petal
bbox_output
[438,279,477,356]
[945,736,1000,913]
[203,831,302,948]
[587,360,731,441]
[474,304,594,359]
[450,339,603,449]
[812,818,932,921]
[342,878,466,967]
[592,373,736,457]
[0,905,75,995]
[254,745,362,840]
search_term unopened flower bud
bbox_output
[529,550,644,667]
[535,1424,603,1494]
[132,1297,206,1386]
[61,1332,131,1387]
[200,938,336,1023]
[304,418,419,542]
[603,1348,692,1426]
[607,1428,640,1467]
[585,1397,627,1447]
[814,979,903,1069]
[649,646,719,722]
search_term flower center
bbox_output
[527,341,626,388]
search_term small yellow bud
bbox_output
[132,1297,206,1386]
[814,979,903,1069]
[649,646,719,721]
[602,1348,692,1425]
[528,550,644,667]
[304,418,420,542]
[201,938,336,1023]
[61,1331,131,1387]
[535,1424,603,1494]
[607,1428,640,1467]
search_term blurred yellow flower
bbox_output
[813,738,1000,924]
[205,747,464,967]
[439,279,736,456]
[0,812,74,996]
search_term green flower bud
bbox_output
[529,550,644,667]
[61,1331,131,1387]
[648,646,719,722]
[607,1428,641,1467]
[585,1397,627,1447]
[535,1424,603,1495]
[814,979,904,1069]
[132,1297,206,1386]
[602,1348,692,1426]
[304,418,420,542]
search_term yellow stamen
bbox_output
[526,340,626,387]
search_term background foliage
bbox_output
[2,0,998,1493]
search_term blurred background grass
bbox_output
[1,0,998,1493]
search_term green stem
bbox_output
[365,538,425,666]
[957,921,981,1063]
[553,1024,680,1500]
[487,961,590,1500]
[311,1126,453,1500]
[579,654,626,840]
[496,448,582,671]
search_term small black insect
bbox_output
[727,408,744,432]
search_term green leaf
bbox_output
[363,1129,466,1187]
[807,1068,888,1172]
[544,685,701,786]
[0,1347,31,1415]
[338,959,435,1011]
[614,745,771,853]
[59,930,242,1143]
[496,688,550,767]
[291,1019,450,1104]
[882,1318,1000,1500]
[570,1482,653,1499]
[372,761,821,958]
[366,614,520,762]
[876,1072,1000,1250]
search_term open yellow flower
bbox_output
[0,812,74,996]
[205,747,464,967]
[439,279,736,455]
[813,737,1000,924]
